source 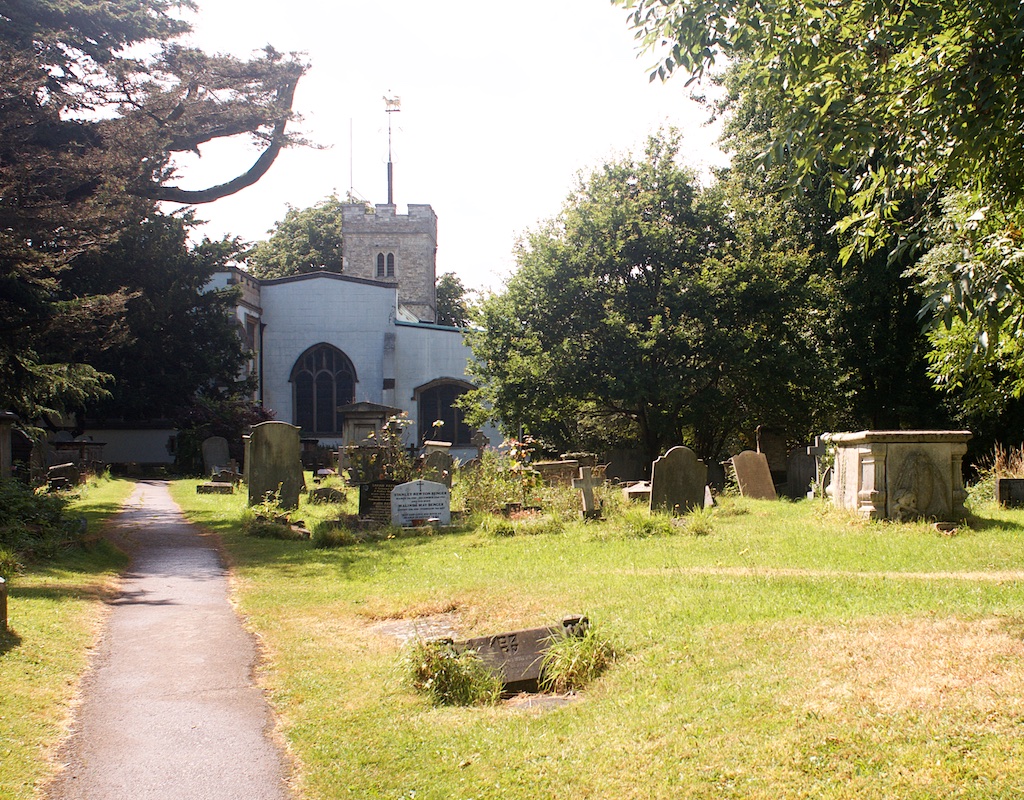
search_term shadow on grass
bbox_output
[0,627,23,656]
[966,514,1024,533]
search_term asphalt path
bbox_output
[46,481,291,800]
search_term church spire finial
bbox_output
[384,94,401,205]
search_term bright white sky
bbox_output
[171,0,728,291]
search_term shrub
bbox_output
[0,548,22,581]
[311,522,360,548]
[407,639,503,706]
[680,505,714,536]
[540,624,616,693]
[0,480,85,560]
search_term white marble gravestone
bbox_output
[391,479,451,526]
[827,430,971,520]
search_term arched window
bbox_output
[415,379,475,445]
[386,252,395,277]
[289,344,357,434]
[376,253,386,278]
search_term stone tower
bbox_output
[341,203,438,323]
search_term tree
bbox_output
[61,212,251,421]
[464,133,827,462]
[246,196,347,279]
[618,0,1024,384]
[1,0,306,418]
[435,272,471,327]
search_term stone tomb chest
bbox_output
[828,430,971,521]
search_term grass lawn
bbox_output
[0,477,133,800]
[170,478,1024,800]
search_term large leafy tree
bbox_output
[435,272,471,328]
[245,195,346,279]
[1,0,306,418]
[465,133,828,462]
[618,0,1024,395]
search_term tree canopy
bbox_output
[1,0,306,418]
[464,133,829,462]
[245,196,347,279]
[435,272,472,328]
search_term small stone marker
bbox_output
[422,449,453,488]
[201,435,230,476]
[359,480,401,523]
[471,430,490,460]
[572,466,602,519]
[622,481,652,503]
[391,479,451,527]
[534,460,579,487]
[650,446,707,514]
[458,615,588,692]
[196,482,233,495]
[730,450,777,500]
[245,421,303,509]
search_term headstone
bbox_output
[784,445,816,499]
[572,466,602,519]
[422,449,453,488]
[47,462,81,488]
[470,430,491,460]
[422,440,452,455]
[807,435,830,494]
[391,479,451,526]
[457,615,588,692]
[756,426,789,475]
[0,411,17,480]
[359,480,401,523]
[245,421,303,509]
[730,451,777,500]
[202,436,231,476]
[996,478,1024,508]
[534,460,579,487]
[197,482,234,495]
[649,446,707,515]
[622,481,652,503]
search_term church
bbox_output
[207,201,496,463]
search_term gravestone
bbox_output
[622,481,652,503]
[997,478,1024,508]
[391,479,451,526]
[649,446,707,514]
[471,430,491,460]
[245,421,303,509]
[828,430,971,520]
[534,460,579,487]
[0,411,17,480]
[201,436,230,476]
[807,435,830,496]
[359,480,401,523]
[422,449,454,488]
[730,451,777,500]
[196,482,233,495]
[47,462,81,489]
[457,615,588,693]
[784,446,816,499]
[572,466,602,519]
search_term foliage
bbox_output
[435,272,472,327]
[540,623,617,694]
[0,481,85,561]
[245,195,348,278]
[620,0,1024,392]
[1,0,306,419]
[407,639,503,707]
[242,491,305,539]
[464,131,827,461]
[344,414,416,483]
[174,395,274,475]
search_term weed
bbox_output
[540,623,616,693]
[681,505,714,536]
[311,522,361,548]
[407,639,502,706]
[618,507,676,538]
[479,513,564,537]
[0,547,22,580]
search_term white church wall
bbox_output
[258,274,398,431]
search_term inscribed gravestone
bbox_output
[201,436,230,476]
[731,450,777,500]
[649,446,707,514]
[391,479,451,526]
[422,449,453,488]
[359,480,401,522]
[246,421,303,509]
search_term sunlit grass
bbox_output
[169,477,1024,799]
[0,475,133,799]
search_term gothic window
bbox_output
[289,344,357,434]
[376,253,385,278]
[415,379,474,445]
[386,252,395,277]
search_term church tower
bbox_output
[340,202,438,323]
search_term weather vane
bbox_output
[384,94,401,205]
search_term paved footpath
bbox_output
[47,481,291,800]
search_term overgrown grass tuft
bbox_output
[407,638,503,706]
[540,623,616,693]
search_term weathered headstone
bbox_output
[997,478,1024,508]
[784,445,816,499]
[47,462,81,489]
[201,436,230,477]
[534,460,579,487]
[807,435,830,495]
[359,480,401,522]
[622,480,652,503]
[730,450,777,500]
[196,482,234,495]
[457,615,588,692]
[470,430,491,460]
[422,449,454,488]
[649,446,707,514]
[245,421,303,509]
[391,479,451,526]
[572,466,602,519]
